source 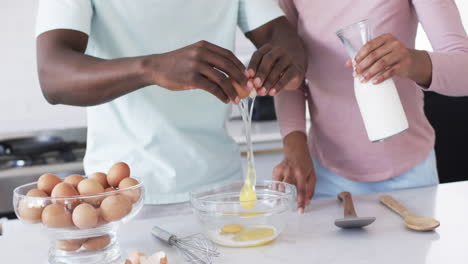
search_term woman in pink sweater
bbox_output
[270,0,468,212]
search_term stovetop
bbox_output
[0,137,86,170]
[0,145,86,170]
[0,136,87,216]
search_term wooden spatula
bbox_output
[335,192,376,229]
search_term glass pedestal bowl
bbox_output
[13,177,144,264]
[190,180,296,248]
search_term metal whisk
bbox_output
[151,226,219,264]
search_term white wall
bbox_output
[0,0,86,135]
[416,0,468,50]
[0,1,466,135]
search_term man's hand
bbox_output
[351,33,432,87]
[145,40,250,104]
[246,43,305,96]
[272,132,316,213]
[37,30,251,106]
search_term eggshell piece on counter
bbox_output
[140,252,168,264]
[107,162,130,187]
[77,179,105,195]
[129,249,147,264]
[82,235,111,251]
[56,239,86,252]
[129,250,168,264]
[118,178,141,203]
[72,203,99,229]
[42,204,73,228]
[64,174,85,188]
[37,173,62,195]
[100,195,132,222]
[89,172,109,188]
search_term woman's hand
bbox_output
[272,132,316,213]
[350,34,432,87]
[246,44,305,96]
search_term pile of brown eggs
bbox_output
[17,162,142,252]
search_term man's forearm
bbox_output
[38,54,154,107]
[38,29,253,106]
[37,30,152,106]
[39,54,152,106]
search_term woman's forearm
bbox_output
[283,131,310,156]
[408,49,433,88]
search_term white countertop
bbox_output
[1,181,467,264]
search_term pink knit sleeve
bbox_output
[275,0,307,139]
[413,0,468,96]
[278,0,299,29]
[275,88,307,139]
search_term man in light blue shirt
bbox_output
[35,0,306,204]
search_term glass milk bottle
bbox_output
[336,19,409,142]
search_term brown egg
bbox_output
[37,173,62,195]
[18,201,43,223]
[96,208,109,227]
[82,235,111,251]
[231,79,250,99]
[77,179,105,195]
[18,189,49,223]
[64,174,85,188]
[26,189,48,197]
[103,187,116,193]
[51,183,79,198]
[51,182,79,208]
[18,200,43,223]
[107,162,130,187]
[56,239,86,252]
[124,259,132,264]
[77,179,105,206]
[72,203,99,229]
[42,204,73,228]
[89,172,109,188]
[118,178,141,203]
[100,195,132,222]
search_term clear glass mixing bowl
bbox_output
[190,180,296,247]
[13,177,144,264]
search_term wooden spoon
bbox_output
[379,195,440,231]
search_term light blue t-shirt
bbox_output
[36,0,284,204]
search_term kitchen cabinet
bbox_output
[1,181,466,263]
